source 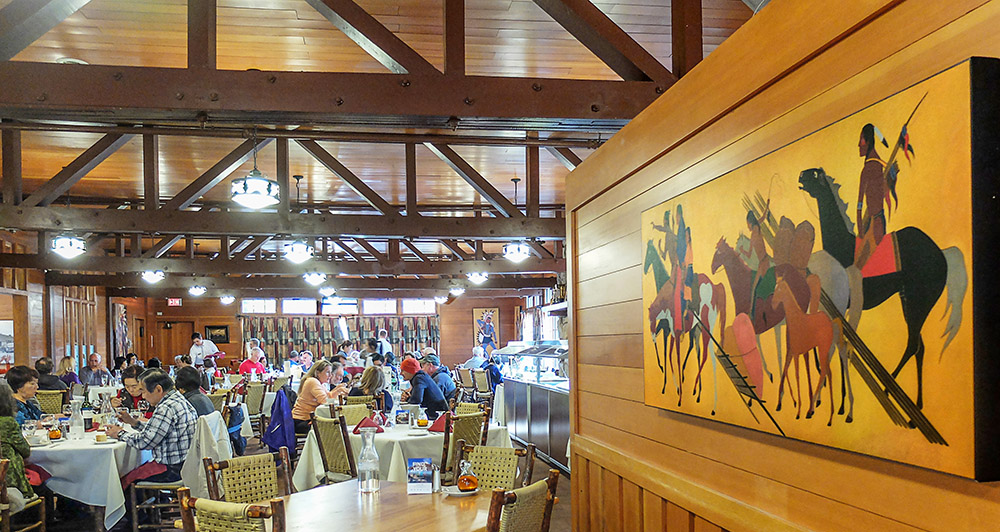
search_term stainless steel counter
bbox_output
[503,377,570,472]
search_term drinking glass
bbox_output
[21,422,36,443]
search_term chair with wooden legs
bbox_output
[471,369,494,409]
[455,368,476,402]
[177,487,285,532]
[455,439,536,491]
[203,447,293,504]
[241,383,267,440]
[206,391,229,415]
[0,459,45,532]
[334,404,372,426]
[270,376,289,392]
[440,409,490,483]
[34,390,66,415]
[227,374,243,386]
[485,470,560,532]
[310,414,357,485]
[450,400,486,417]
[341,394,372,407]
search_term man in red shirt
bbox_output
[238,341,266,375]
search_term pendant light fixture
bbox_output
[51,235,86,259]
[433,295,449,304]
[303,272,327,286]
[231,127,279,209]
[189,285,207,296]
[466,272,489,285]
[284,240,314,264]
[141,270,165,284]
[219,295,236,305]
[502,242,532,263]
[449,286,466,297]
[318,286,337,297]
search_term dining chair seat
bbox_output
[486,470,560,532]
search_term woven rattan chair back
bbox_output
[454,401,484,417]
[342,394,373,406]
[311,414,357,480]
[336,404,371,426]
[270,376,289,392]
[228,374,243,385]
[472,370,492,394]
[244,383,266,416]
[208,391,230,413]
[442,411,488,477]
[36,389,66,414]
[178,487,285,532]
[463,446,518,491]
[204,448,292,504]
[486,470,560,532]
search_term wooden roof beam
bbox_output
[0,0,90,62]
[440,239,471,261]
[1,127,21,205]
[297,140,401,218]
[163,138,273,210]
[353,237,388,264]
[52,273,556,290]
[0,205,566,239]
[188,0,216,70]
[142,235,183,259]
[108,288,543,299]
[21,133,134,207]
[546,147,583,171]
[424,143,523,218]
[304,0,439,76]
[330,238,367,262]
[0,63,658,127]
[672,0,704,77]
[402,240,430,262]
[232,235,272,261]
[443,0,464,76]
[532,0,676,84]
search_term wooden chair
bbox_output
[130,476,185,532]
[270,376,290,392]
[471,369,494,409]
[335,404,372,426]
[455,439,536,491]
[177,487,284,532]
[227,374,243,386]
[485,470,560,532]
[456,368,476,402]
[451,400,486,417]
[34,390,67,415]
[0,459,45,532]
[206,391,229,415]
[203,447,293,504]
[440,409,490,482]
[310,414,357,484]
[241,383,268,440]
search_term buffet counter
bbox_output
[503,377,570,472]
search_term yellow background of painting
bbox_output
[640,63,974,477]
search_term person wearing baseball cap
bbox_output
[399,357,449,419]
[420,352,457,401]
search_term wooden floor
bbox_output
[44,437,572,531]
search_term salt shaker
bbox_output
[432,465,441,492]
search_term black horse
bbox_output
[798,168,967,410]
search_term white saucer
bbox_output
[442,486,479,497]
[28,441,51,448]
[407,430,431,436]
[94,439,116,445]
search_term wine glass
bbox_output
[62,404,72,418]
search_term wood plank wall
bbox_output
[437,296,523,368]
[568,1,1000,530]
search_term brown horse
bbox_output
[772,277,837,425]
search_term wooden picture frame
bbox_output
[205,325,230,344]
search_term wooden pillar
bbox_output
[2,128,21,205]
[405,143,418,216]
[143,134,159,210]
[526,131,540,217]
[671,0,703,77]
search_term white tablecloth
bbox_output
[493,383,506,426]
[292,422,511,491]
[28,432,151,529]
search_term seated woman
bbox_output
[290,360,349,434]
[349,366,394,413]
[125,352,143,368]
[110,365,155,418]
[112,355,127,374]
[175,367,215,417]
[56,356,81,387]
[0,382,34,504]
[6,367,42,425]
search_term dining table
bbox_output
[292,420,512,491]
[27,430,151,530]
[281,479,492,531]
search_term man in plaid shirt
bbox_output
[107,368,197,482]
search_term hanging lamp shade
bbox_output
[231,168,279,209]
[502,242,532,263]
[51,236,86,259]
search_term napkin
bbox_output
[352,416,384,434]
[427,415,448,433]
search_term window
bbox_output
[362,298,397,315]
[401,298,436,315]
[241,298,276,314]
[338,317,350,340]
[322,297,359,315]
[281,298,318,315]
[522,313,534,341]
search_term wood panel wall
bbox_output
[151,298,244,364]
[568,1,1000,530]
[437,296,523,368]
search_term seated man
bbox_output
[482,355,504,392]
[107,369,197,483]
[399,358,449,420]
[462,346,487,370]
[35,357,68,391]
[420,353,456,400]
[238,343,266,375]
[175,367,215,417]
[78,353,112,386]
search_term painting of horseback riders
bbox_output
[640,60,996,479]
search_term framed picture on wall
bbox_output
[474,308,499,355]
[205,325,229,344]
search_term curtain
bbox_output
[240,315,441,361]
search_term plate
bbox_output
[28,441,51,448]
[407,430,431,436]
[94,439,117,445]
[442,486,479,497]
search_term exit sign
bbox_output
[167,298,182,307]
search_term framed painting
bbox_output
[474,308,499,355]
[205,325,230,344]
[640,58,1000,480]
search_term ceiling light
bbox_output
[189,285,207,296]
[503,242,532,263]
[141,270,165,284]
[284,240,313,264]
[303,272,327,286]
[219,295,236,305]
[466,272,488,285]
[318,286,336,297]
[231,168,279,209]
[434,296,449,304]
[449,286,466,297]
[51,236,86,259]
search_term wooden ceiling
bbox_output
[0,0,752,294]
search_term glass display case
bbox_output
[497,340,569,392]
